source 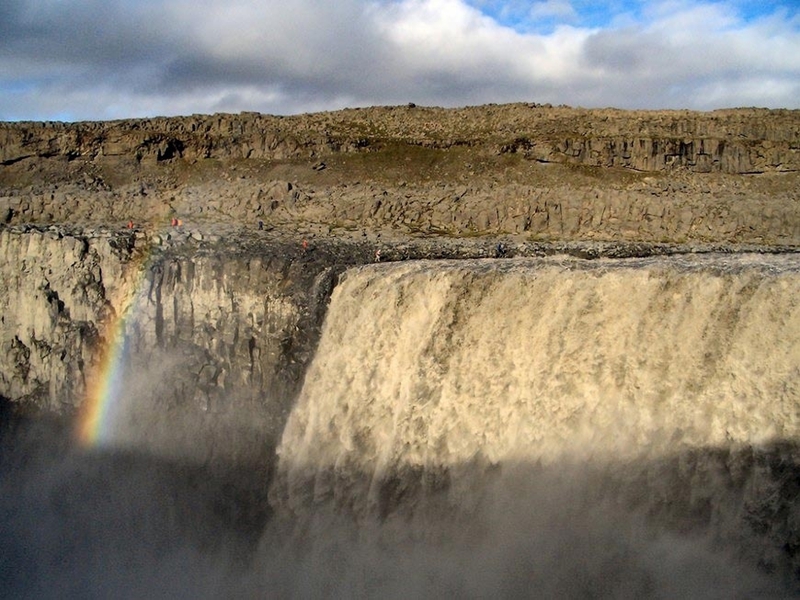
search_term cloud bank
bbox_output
[1,0,798,120]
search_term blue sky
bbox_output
[467,0,795,31]
[1,0,798,121]
[468,0,638,31]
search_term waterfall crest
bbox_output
[277,255,799,479]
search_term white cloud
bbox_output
[0,0,798,120]
[377,0,532,72]
[581,1,800,107]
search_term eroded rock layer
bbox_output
[1,104,798,245]
[2,105,798,173]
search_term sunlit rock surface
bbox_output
[1,104,799,597]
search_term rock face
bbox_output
[2,105,798,173]
[0,227,347,464]
[0,228,132,408]
[1,104,798,246]
[2,105,800,596]
[1,103,799,458]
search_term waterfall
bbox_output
[4,252,799,597]
[265,254,800,595]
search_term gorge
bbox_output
[1,104,799,597]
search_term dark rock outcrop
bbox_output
[1,105,797,172]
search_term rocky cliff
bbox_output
[0,227,345,463]
[0,228,132,408]
[2,105,800,594]
[2,105,798,173]
[1,104,798,245]
[1,103,799,458]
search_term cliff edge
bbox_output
[1,104,798,246]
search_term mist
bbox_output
[2,407,795,598]
[3,255,800,598]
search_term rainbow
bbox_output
[76,309,131,446]
[76,248,151,448]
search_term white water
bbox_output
[277,255,799,491]
[265,254,800,596]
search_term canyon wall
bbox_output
[2,105,798,173]
[2,172,798,245]
[2,105,800,595]
[1,105,798,245]
[0,228,344,464]
[0,228,133,409]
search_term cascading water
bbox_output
[3,252,799,598]
[266,254,800,597]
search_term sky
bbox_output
[1,0,798,121]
